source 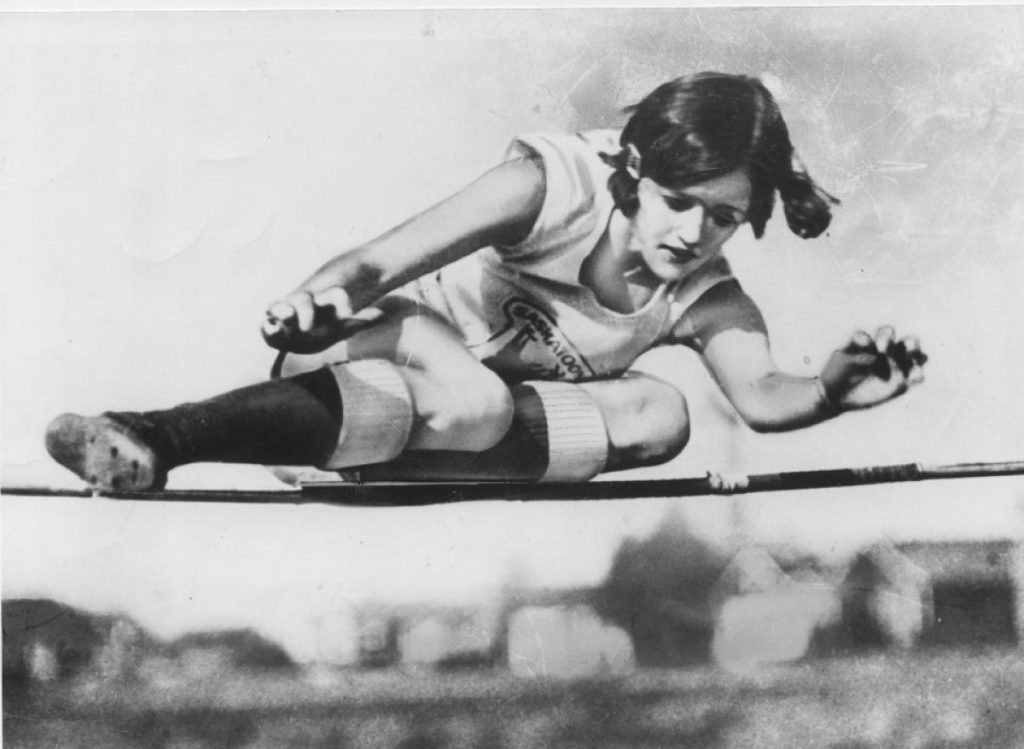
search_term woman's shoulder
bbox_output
[510,129,621,158]
[506,130,620,188]
[669,267,769,350]
[490,130,621,273]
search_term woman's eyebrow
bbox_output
[664,187,746,209]
[699,196,748,219]
[660,186,748,219]
[717,204,748,220]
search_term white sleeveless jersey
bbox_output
[405,130,738,384]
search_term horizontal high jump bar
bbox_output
[2,460,1023,507]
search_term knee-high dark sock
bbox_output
[105,368,343,469]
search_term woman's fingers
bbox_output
[842,330,890,378]
[874,325,895,353]
[262,293,317,351]
[901,334,920,354]
[262,303,289,337]
[309,287,386,336]
[261,316,284,339]
[842,327,929,382]
[892,339,915,377]
[267,287,354,334]
[907,362,926,386]
[824,326,928,409]
[883,333,928,379]
[904,335,929,367]
[347,306,386,325]
[286,292,317,332]
[265,291,322,332]
[262,287,388,353]
[312,286,354,320]
[848,352,880,368]
[267,300,297,324]
[846,330,876,353]
[262,300,299,343]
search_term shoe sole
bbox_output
[45,413,166,492]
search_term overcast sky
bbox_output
[2,7,1022,658]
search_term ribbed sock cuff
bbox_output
[322,360,414,469]
[513,382,608,482]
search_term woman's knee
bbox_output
[333,304,514,452]
[415,368,515,451]
[583,374,690,470]
[454,372,515,449]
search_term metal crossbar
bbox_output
[2,460,1022,506]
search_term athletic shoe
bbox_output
[44,413,168,492]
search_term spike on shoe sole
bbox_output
[45,413,167,492]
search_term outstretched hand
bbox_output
[261,286,383,354]
[819,326,927,412]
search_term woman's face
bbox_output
[629,170,751,283]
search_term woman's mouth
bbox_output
[661,245,699,264]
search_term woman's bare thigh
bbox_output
[282,296,513,451]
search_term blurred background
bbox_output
[2,7,1024,746]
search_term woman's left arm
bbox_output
[701,325,927,432]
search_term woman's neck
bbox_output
[580,211,662,313]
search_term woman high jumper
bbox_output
[46,72,927,491]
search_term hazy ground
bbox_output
[5,649,1023,748]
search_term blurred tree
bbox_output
[592,510,734,666]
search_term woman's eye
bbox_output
[712,213,739,228]
[665,196,697,212]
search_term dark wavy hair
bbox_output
[602,72,838,239]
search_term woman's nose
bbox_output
[674,204,705,246]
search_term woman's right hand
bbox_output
[818,326,927,412]
[261,286,383,353]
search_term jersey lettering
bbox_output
[480,298,596,382]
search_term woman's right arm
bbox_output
[264,156,545,352]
